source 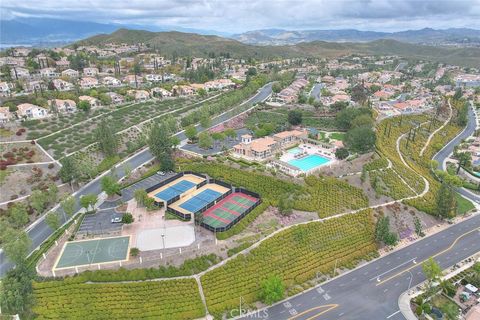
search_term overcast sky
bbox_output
[2,0,480,34]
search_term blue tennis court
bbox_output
[179,189,223,213]
[154,180,196,202]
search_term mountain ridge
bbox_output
[72,29,480,68]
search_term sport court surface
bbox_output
[169,183,229,215]
[55,236,130,269]
[202,193,258,229]
[136,225,195,251]
[148,174,205,203]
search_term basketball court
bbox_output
[54,236,130,270]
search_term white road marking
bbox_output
[369,257,417,281]
[316,287,324,294]
[283,302,292,308]
[323,293,331,301]
[289,309,297,316]
[383,289,388,293]
[387,310,401,319]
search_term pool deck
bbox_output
[277,143,337,176]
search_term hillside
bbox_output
[233,27,480,46]
[74,29,480,67]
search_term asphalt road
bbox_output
[0,83,272,276]
[433,104,480,204]
[241,214,480,320]
[310,83,323,102]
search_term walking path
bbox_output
[419,99,452,157]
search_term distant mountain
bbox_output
[0,18,229,47]
[74,29,480,67]
[233,28,480,45]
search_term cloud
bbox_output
[2,0,480,33]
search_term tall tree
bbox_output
[8,203,29,228]
[422,257,442,292]
[45,211,61,230]
[287,110,303,126]
[60,195,76,219]
[148,123,174,171]
[101,175,121,196]
[0,264,35,314]
[258,275,285,305]
[96,120,119,157]
[436,182,457,219]
[185,124,197,141]
[1,228,31,265]
[80,194,98,212]
[30,190,47,214]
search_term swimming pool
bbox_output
[287,147,303,155]
[288,154,331,172]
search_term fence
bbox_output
[200,189,261,233]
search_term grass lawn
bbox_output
[430,294,460,320]
[456,193,475,215]
[329,132,346,141]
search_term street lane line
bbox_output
[369,257,417,281]
[387,310,401,319]
[288,304,339,320]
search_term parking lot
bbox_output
[121,172,176,202]
[77,209,123,236]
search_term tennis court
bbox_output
[179,189,222,213]
[54,236,130,270]
[148,174,205,203]
[201,193,259,229]
[169,183,230,215]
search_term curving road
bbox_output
[0,83,272,276]
[433,103,480,204]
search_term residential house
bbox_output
[79,96,100,108]
[204,79,235,90]
[123,75,143,87]
[61,69,79,78]
[106,92,125,105]
[145,74,163,82]
[25,80,46,93]
[173,85,195,96]
[0,107,13,123]
[48,99,77,113]
[79,77,99,89]
[40,68,59,78]
[102,76,122,87]
[10,67,30,79]
[128,90,150,101]
[233,129,308,160]
[83,67,99,77]
[55,58,70,70]
[52,79,74,91]
[151,87,172,98]
[0,82,13,97]
[16,103,49,119]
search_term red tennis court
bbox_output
[201,192,259,230]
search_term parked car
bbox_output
[111,217,122,223]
